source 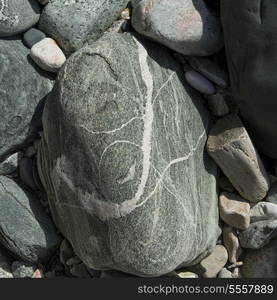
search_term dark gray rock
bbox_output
[221,0,277,159]
[266,184,277,205]
[187,57,228,88]
[239,220,277,249]
[0,0,40,37]
[23,28,46,48]
[205,93,229,117]
[241,238,277,278]
[185,70,216,95]
[19,157,37,191]
[38,0,129,55]
[38,32,220,277]
[0,245,13,278]
[0,152,19,175]
[0,38,54,161]
[0,176,61,263]
[131,0,223,56]
[11,261,36,278]
[250,202,277,223]
[207,114,269,202]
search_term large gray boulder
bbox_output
[242,238,277,278]
[38,0,129,55]
[0,0,40,37]
[38,32,220,277]
[0,176,61,263]
[221,0,277,159]
[131,0,223,56]
[0,38,54,161]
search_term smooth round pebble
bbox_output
[19,157,37,190]
[30,38,66,73]
[0,0,40,37]
[185,70,216,95]
[23,28,46,49]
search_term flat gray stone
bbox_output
[242,238,277,278]
[221,1,277,159]
[0,176,61,263]
[207,114,270,202]
[188,57,228,88]
[266,184,277,205]
[0,0,40,37]
[0,38,54,161]
[131,0,223,56]
[239,220,277,249]
[185,70,216,95]
[38,0,129,55]
[38,32,220,277]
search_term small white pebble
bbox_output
[30,38,66,73]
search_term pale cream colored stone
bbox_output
[201,245,228,278]
[30,38,66,73]
[219,192,251,230]
[177,271,199,278]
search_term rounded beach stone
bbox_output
[19,157,37,190]
[0,38,54,161]
[0,175,61,263]
[219,192,250,230]
[30,38,66,73]
[177,271,199,278]
[23,28,46,48]
[0,246,13,278]
[0,0,40,37]
[218,268,232,278]
[38,0,129,54]
[239,220,277,249]
[221,0,277,159]
[207,114,270,202]
[250,202,277,223]
[185,70,216,95]
[131,0,223,56]
[0,152,19,175]
[188,56,228,88]
[199,245,228,278]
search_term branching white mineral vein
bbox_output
[0,0,19,25]
[57,37,206,221]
